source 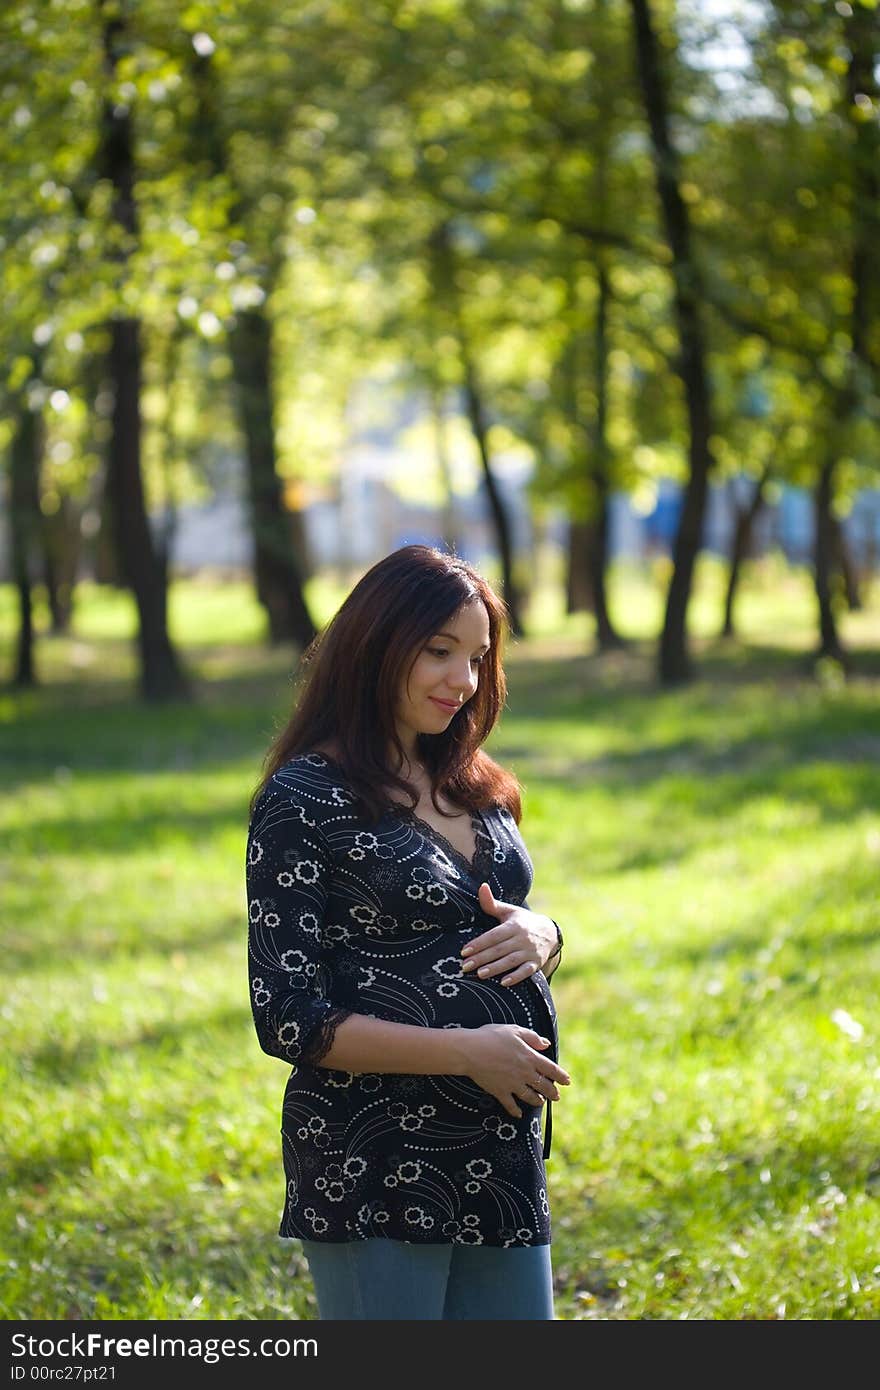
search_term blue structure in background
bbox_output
[643,487,684,551]
[777,487,817,564]
[631,480,880,567]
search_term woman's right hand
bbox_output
[463,1024,572,1118]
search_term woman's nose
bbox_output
[451,661,478,694]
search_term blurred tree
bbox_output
[704,0,879,667]
[630,0,718,685]
[2,0,877,690]
[769,0,879,667]
[97,0,189,700]
[0,6,95,678]
[8,356,45,687]
[428,221,524,633]
[825,0,878,640]
[184,17,316,647]
[720,462,772,638]
[304,0,653,641]
[562,0,630,651]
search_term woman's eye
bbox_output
[426,646,484,664]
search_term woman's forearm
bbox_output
[314,1012,471,1076]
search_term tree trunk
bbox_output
[428,222,524,633]
[460,356,525,635]
[92,474,121,585]
[287,504,312,585]
[188,42,315,645]
[813,457,847,665]
[559,261,621,647]
[832,5,876,624]
[9,394,44,687]
[431,382,461,554]
[229,309,317,649]
[588,259,624,651]
[566,518,593,614]
[42,493,79,634]
[721,464,771,638]
[630,0,717,686]
[809,5,878,668]
[845,3,879,387]
[583,11,624,653]
[100,5,188,702]
[104,320,189,699]
[832,517,861,611]
[587,490,622,651]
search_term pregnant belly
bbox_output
[332,951,558,1060]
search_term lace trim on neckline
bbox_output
[395,804,496,881]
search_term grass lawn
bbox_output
[1,554,879,1320]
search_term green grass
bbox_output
[1,557,879,1320]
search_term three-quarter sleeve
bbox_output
[246,781,352,1069]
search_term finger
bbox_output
[499,962,540,987]
[461,924,511,953]
[461,945,520,972]
[477,882,514,920]
[532,1077,561,1102]
[460,926,510,961]
[518,1085,545,1107]
[477,881,499,913]
[473,951,527,979]
[502,1097,523,1118]
[539,1062,571,1085]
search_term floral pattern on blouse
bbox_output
[246,753,559,1247]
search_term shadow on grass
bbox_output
[22,1003,253,1089]
[4,634,879,787]
[553,1123,877,1313]
[7,1014,257,1187]
[11,795,249,857]
[506,633,880,701]
[568,854,880,983]
[5,643,878,945]
[0,664,292,793]
[5,910,245,974]
[5,1207,316,1320]
[10,1112,874,1318]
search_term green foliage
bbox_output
[0,0,878,659]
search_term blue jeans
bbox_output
[300,1237,555,1320]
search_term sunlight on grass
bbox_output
[1,562,879,1319]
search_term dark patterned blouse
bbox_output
[246,752,560,1248]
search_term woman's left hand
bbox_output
[460,883,558,986]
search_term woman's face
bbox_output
[395,601,491,748]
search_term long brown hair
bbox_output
[252,545,522,823]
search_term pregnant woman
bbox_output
[246,545,569,1320]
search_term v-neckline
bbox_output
[394,802,490,879]
[307,749,495,880]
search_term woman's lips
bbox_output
[430,697,460,712]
